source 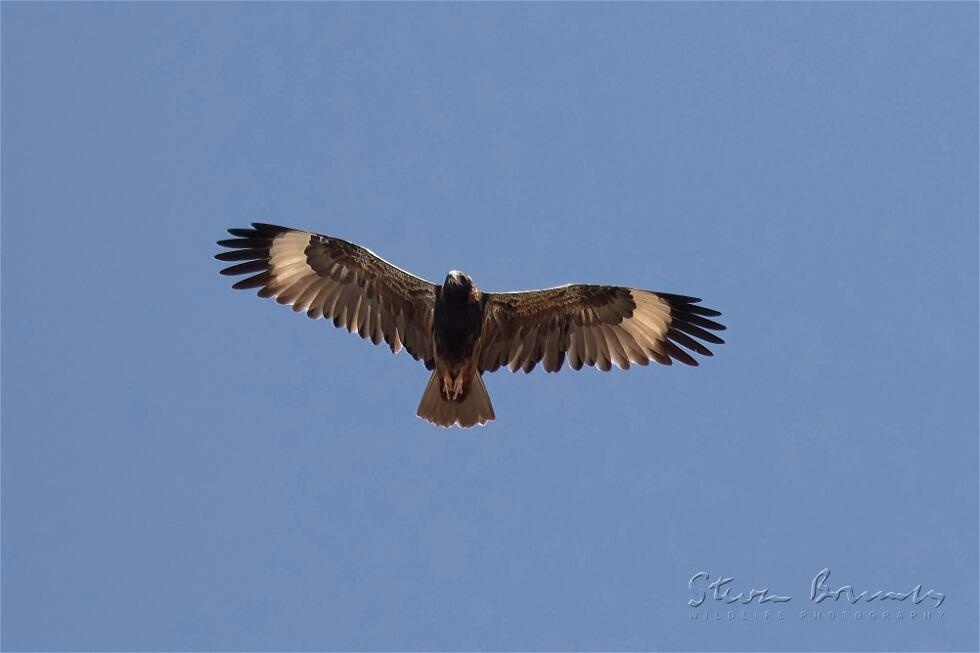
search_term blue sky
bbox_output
[2,3,976,651]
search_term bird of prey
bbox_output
[216,223,725,428]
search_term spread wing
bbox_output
[479,285,725,373]
[217,223,437,368]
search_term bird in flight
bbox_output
[217,223,725,428]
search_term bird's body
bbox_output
[433,272,484,398]
[217,223,726,428]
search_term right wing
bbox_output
[479,284,725,373]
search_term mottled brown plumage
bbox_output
[217,223,726,428]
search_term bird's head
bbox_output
[442,270,475,297]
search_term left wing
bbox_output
[217,223,438,367]
[479,284,725,373]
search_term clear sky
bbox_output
[2,3,976,651]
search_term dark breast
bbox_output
[434,287,485,364]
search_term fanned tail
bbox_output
[416,371,495,428]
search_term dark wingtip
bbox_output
[220,260,269,276]
[251,222,289,232]
[694,306,722,318]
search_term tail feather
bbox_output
[416,371,495,428]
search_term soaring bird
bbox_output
[216,223,726,428]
